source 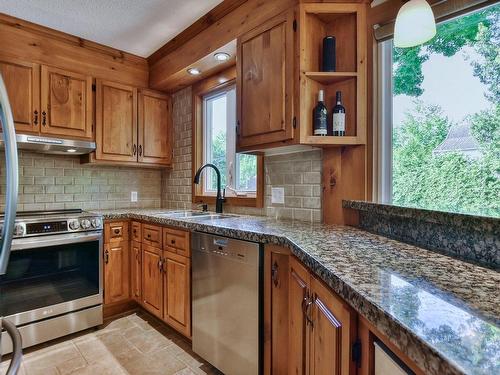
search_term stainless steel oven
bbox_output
[0,210,104,353]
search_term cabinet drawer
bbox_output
[143,224,162,247]
[131,221,142,242]
[105,221,129,243]
[163,227,190,257]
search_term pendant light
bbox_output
[394,0,436,48]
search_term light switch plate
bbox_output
[131,191,138,202]
[271,187,285,204]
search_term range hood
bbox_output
[0,134,96,155]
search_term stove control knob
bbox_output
[13,224,25,236]
[69,220,80,230]
[80,219,91,229]
[91,218,102,228]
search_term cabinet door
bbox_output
[163,252,191,338]
[288,256,311,375]
[131,241,142,302]
[142,244,163,317]
[95,79,137,162]
[40,65,92,139]
[104,240,130,304]
[264,246,290,375]
[138,89,172,165]
[237,10,295,149]
[0,58,40,134]
[310,277,357,375]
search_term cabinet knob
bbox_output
[104,249,109,264]
[133,144,137,156]
[113,228,120,235]
[41,111,47,126]
[171,239,176,245]
[33,110,38,125]
[138,145,142,157]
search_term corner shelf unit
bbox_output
[298,3,367,147]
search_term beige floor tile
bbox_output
[3,313,216,375]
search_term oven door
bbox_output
[0,232,102,326]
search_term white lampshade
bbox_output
[394,0,436,48]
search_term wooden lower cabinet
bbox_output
[131,241,142,302]
[264,245,291,375]
[141,244,163,318]
[288,255,357,375]
[163,251,191,338]
[103,240,130,304]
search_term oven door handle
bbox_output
[11,232,103,251]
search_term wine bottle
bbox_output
[313,90,328,136]
[332,91,345,136]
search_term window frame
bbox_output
[192,66,264,208]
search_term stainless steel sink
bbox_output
[155,211,238,220]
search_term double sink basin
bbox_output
[155,210,237,221]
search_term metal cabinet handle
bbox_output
[305,296,314,327]
[158,258,163,273]
[271,261,279,287]
[2,319,22,375]
[41,111,46,126]
[113,228,121,235]
[33,110,38,125]
[138,145,142,156]
[133,144,137,156]
[104,249,109,264]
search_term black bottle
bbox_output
[313,90,328,136]
[332,91,345,136]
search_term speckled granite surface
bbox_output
[343,200,500,269]
[93,209,500,375]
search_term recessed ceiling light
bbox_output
[187,68,201,75]
[214,52,231,62]
[66,148,77,153]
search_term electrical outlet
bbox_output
[131,191,138,202]
[271,187,285,204]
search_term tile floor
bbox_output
[1,311,220,375]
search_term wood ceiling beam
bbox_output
[147,0,296,91]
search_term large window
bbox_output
[378,4,499,217]
[192,68,262,207]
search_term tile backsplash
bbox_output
[0,151,162,211]
[163,86,323,222]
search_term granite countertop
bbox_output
[92,209,500,375]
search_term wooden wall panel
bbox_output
[0,13,148,87]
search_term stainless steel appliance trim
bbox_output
[5,294,103,327]
[0,134,96,155]
[6,232,103,326]
[191,231,263,375]
[11,231,102,251]
[2,305,103,354]
[0,73,19,275]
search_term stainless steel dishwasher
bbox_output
[191,232,263,375]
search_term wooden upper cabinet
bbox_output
[40,65,92,139]
[310,276,356,375]
[237,9,295,150]
[104,240,130,305]
[0,58,40,134]
[95,79,137,162]
[138,89,172,165]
